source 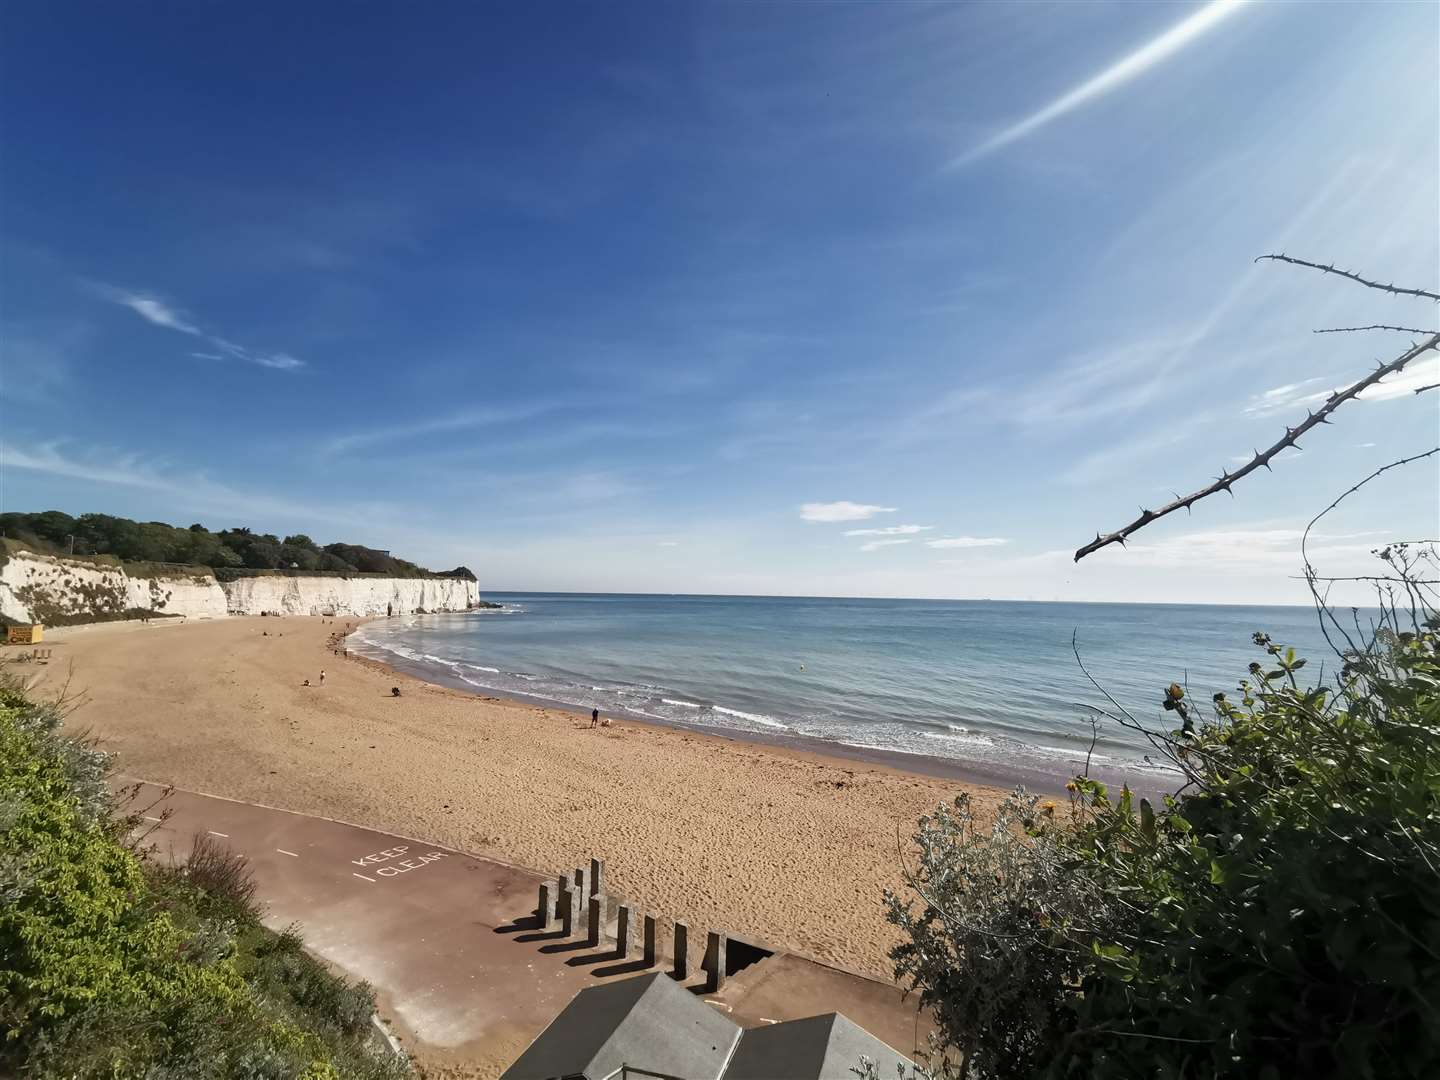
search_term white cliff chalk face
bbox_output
[219,575,477,616]
[0,549,477,625]
[0,550,228,624]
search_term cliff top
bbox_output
[1,511,473,581]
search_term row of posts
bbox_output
[536,857,729,993]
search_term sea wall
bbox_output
[218,574,478,617]
[0,550,228,625]
[0,548,478,625]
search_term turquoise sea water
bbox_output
[351,593,1341,781]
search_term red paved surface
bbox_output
[128,780,927,1075]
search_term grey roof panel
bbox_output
[725,1013,912,1080]
[502,973,741,1080]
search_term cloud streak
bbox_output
[96,284,305,372]
[1244,356,1440,415]
[926,536,1010,549]
[800,501,898,523]
[323,402,558,456]
[950,0,1252,167]
[844,524,933,537]
[0,439,380,527]
[860,538,912,552]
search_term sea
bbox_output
[349,593,1343,789]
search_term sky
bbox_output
[2,0,1437,605]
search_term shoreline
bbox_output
[349,619,1176,801]
[36,615,1017,981]
[361,641,1077,797]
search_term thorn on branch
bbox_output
[1314,324,1438,336]
[1255,253,1440,302]
[1073,326,1440,561]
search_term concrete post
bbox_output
[615,903,633,957]
[587,894,606,948]
[537,882,553,928]
[642,912,658,968]
[673,920,690,979]
[589,857,605,897]
[704,930,727,992]
[558,884,575,937]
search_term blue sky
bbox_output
[2,1,1436,603]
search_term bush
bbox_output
[887,601,1440,1078]
[0,685,409,1078]
[183,831,260,918]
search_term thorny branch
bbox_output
[1314,324,1438,336]
[1254,254,1440,302]
[1074,332,1439,560]
[1075,253,1439,561]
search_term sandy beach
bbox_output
[29,616,1007,981]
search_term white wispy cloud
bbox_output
[860,538,912,552]
[658,541,680,547]
[800,501,898,523]
[950,0,1252,167]
[95,283,304,372]
[0,439,381,527]
[1245,355,1440,416]
[844,524,933,537]
[323,403,557,456]
[118,294,201,334]
[925,536,1010,549]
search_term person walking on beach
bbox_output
[590,707,599,729]
[319,669,326,685]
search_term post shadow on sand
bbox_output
[493,912,546,935]
[565,944,628,968]
[592,956,656,978]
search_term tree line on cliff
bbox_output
[0,510,474,581]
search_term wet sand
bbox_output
[33,615,1009,981]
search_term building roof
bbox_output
[501,972,742,1080]
[504,972,915,1080]
[726,1012,912,1080]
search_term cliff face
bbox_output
[0,550,477,625]
[0,550,228,624]
[219,575,477,616]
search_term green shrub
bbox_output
[888,605,1440,1078]
[0,686,408,1078]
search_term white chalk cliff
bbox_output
[0,548,477,625]
[220,573,477,617]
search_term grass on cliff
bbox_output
[0,678,409,1079]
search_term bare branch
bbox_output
[1255,253,1440,302]
[1314,325,1438,336]
[1415,382,1439,396]
[1075,333,1440,561]
[1301,449,1440,656]
[1295,574,1440,585]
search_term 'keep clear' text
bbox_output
[351,844,449,878]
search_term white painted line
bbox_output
[207,830,229,838]
[275,848,300,858]
[352,872,376,883]
[143,815,162,822]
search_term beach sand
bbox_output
[34,616,1006,983]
